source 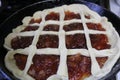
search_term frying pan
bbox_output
[0,0,120,80]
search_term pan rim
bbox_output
[0,0,120,80]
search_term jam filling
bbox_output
[64,11,81,20]
[28,55,59,80]
[67,54,108,80]
[43,24,59,31]
[66,34,87,49]
[11,36,33,49]
[67,54,91,80]
[85,15,91,19]
[21,26,39,32]
[14,54,108,80]
[45,12,60,21]
[87,23,105,31]
[14,54,59,80]
[90,34,111,50]
[29,18,42,24]
[36,35,59,48]
[14,54,27,70]
[63,23,83,31]
[96,57,108,68]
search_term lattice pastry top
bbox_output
[4,4,120,80]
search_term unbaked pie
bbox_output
[4,4,120,80]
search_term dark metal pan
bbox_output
[0,0,120,80]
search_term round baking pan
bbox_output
[0,0,120,80]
